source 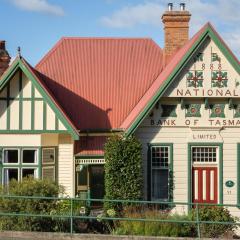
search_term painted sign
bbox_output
[163,40,240,98]
[149,118,240,127]
[225,180,235,188]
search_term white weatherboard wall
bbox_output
[0,134,41,146]
[135,37,240,217]
[0,70,67,131]
[58,134,74,197]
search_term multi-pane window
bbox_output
[2,148,38,184]
[42,148,56,181]
[151,146,171,201]
[192,147,217,163]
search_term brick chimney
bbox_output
[0,40,11,77]
[162,3,191,63]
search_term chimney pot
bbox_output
[0,41,6,50]
[168,3,173,11]
[180,3,185,11]
[0,40,10,77]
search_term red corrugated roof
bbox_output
[35,38,164,130]
[74,136,107,156]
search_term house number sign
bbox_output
[225,180,234,188]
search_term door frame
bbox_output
[187,142,223,209]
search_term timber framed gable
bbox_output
[0,57,79,140]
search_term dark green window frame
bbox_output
[187,142,223,210]
[147,143,173,202]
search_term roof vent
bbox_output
[180,3,186,11]
[168,3,173,11]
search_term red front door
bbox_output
[192,167,218,204]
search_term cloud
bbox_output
[100,0,240,57]
[100,2,164,28]
[223,32,240,58]
[10,0,64,16]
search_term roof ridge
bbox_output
[61,37,154,40]
[35,37,64,69]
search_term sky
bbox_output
[0,0,239,65]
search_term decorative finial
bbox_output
[17,46,21,58]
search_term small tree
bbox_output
[104,135,143,212]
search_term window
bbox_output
[3,149,19,164]
[22,168,37,178]
[22,149,38,164]
[2,148,39,184]
[192,147,217,163]
[3,168,19,184]
[150,145,173,201]
[42,148,56,181]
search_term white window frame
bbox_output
[21,148,38,165]
[191,146,219,165]
[2,148,20,165]
[2,167,20,184]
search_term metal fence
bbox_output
[0,195,239,239]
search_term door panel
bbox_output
[192,167,217,203]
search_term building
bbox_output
[0,3,239,214]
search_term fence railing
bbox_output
[0,195,239,239]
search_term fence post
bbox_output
[196,203,201,239]
[70,198,73,234]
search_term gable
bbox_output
[163,38,240,98]
[0,69,66,132]
[124,23,240,136]
[0,58,79,139]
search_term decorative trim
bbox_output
[187,70,203,88]
[211,71,228,88]
[210,104,225,118]
[185,104,201,117]
[75,158,105,165]
[19,71,23,130]
[187,142,223,210]
[0,59,79,140]
[234,104,240,118]
[125,25,240,136]
[161,105,177,117]
[75,155,104,159]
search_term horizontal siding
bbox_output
[58,134,74,197]
[136,125,240,217]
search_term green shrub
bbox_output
[114,207,196,237]
[0,177,64,232]
[104,135,143,212]
[193,206,236,238]
[51,198,91,232]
